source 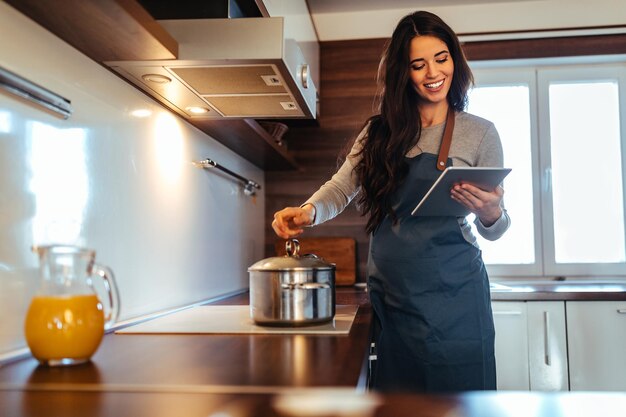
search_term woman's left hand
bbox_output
[450,183,504,227]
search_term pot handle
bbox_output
[285,239,300,257]
[281,282,331,290]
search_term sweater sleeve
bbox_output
[302,130,365,225]
[472,122,511,240]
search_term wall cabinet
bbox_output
[5,0,305,171]
[493,301,568,391]
[566,301,626,391]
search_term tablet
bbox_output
[411,167,511,217]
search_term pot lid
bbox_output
[248,239,335,272]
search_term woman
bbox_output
[272,11,510,392]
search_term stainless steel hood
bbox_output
[105,17,317,119]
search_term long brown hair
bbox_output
[354,11,473,234]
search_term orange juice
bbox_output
[24,294,105,364]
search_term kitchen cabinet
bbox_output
[492,301,530,390]
[492,301,568,391]
[4,0,302,171]
[566,301,626,391]
[527,301,568,391]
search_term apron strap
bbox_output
[436,107,455,171]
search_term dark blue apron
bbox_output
[368,113,496,392]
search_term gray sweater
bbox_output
[304,111,511,245]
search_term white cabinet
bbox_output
[566,301,626,391]
[492,301,568,391]
[492,302,530,390]
[527,301,569,391]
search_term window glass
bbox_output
[548,81,625,263]
[467,85,535,264]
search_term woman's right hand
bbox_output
[271,204,316,239]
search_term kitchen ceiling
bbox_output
[304,0,624,41]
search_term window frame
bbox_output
[469,60,626,279]
[537,64,626,276]
[469,68,543,277]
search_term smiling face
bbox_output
[409,35,454,111]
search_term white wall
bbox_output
[0,2,264,359]
[310,0,626,41]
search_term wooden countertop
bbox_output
[2,387,626,416]
[3,286,626,416]
[490,280,626,301]
[0,288,373,390]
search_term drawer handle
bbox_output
[618,309,626,314]
[544,311,551,366]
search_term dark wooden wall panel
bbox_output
[462,33,626,61]
[264,39,387,282]
[265,33,626,283]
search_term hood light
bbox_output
[142,74,172,84]
[186,106,210,114]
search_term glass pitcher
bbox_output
[24,245,120,366]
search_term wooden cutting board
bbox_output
[275,237,356,286]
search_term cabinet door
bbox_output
[492,301,530,390]
[527,301,569,391]
[567,301,626,391]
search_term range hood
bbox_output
[105,17,317,119]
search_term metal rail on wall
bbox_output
[193,158,261,196]
[0,66,72,119]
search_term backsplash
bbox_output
[0,2,264,359]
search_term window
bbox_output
[467,62,626,278]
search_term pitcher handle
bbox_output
[92,263,120,330]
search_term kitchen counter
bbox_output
[3,285,626,416]
[0,287,373,390]
[489,279,626,301]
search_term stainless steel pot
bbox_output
[248,239,336,326]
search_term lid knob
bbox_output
[285,239,300,257]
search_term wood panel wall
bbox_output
[264,38,387,281]
[264,33,626,283]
